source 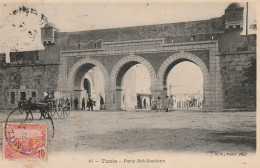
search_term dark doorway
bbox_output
[84,78,91,96]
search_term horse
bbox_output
[21,97,55,137]
[17,100,27,114]
[23,97,55,120]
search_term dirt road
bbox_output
[0,110,256,154]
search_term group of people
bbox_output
[73,96,105,111]
[155,95,174,112]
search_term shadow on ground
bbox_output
[210,131,256,149]
[74,128,256,153]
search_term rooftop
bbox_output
[226,3,243,10]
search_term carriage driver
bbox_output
[42,92,55,113]
[43,91,54,101]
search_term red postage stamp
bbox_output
[3,123,47,159]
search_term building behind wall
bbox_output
[0,51,60,110]
[0,3,256,111]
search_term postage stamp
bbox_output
[3,123,47,159]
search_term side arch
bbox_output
[110,54,157,90]
[67,57,110,91]
[157,52,210,91]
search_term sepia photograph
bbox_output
[0,0,258,167]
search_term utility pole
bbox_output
[246,2,248,35]
[197,90,202,108]
[169,84,172,96]
[169,84,182,96]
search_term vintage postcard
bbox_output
[0,0,258,167]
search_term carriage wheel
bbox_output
[65,98,71,116]
[56,96,71,119]
[49,101,56,117]
[56,99,64,119]
[63,97,71,116]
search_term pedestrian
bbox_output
[186,100,189,109]
[164,96,169,112]
[169,95,174,111]
[87,98,93,111]
[156,97,162,112]
[143,99,146,109]
[74,97,79,110]
[151,97,157,110]
[81,98,85,110]
[100,96,104,110]
[92,97,96,107]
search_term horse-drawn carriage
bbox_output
[18,94,71,120]
[6,92,72,137]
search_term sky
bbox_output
[166,61,203,95]
[0,2,256,53]
[1,2,256,32]
[1,2,255,32]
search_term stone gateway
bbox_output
[0,3,256,111]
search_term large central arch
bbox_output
[110,54,157,109]
[157,52,210,107]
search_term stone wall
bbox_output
[219,51,256,110]
[66,55,127,76]
[0,64,59,110]
[188,50,210,70]
[66,51,182,77]
[59,17,224,45]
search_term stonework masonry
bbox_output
[219,51,256,110]
[0,64,59,109]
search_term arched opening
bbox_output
[157,52,210,110]
[166,60,203,109]
[73,63,105,110]
[83,78,91,96]
[117,62,152,110]
[110,55,156,110]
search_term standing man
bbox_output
[169,95,174,111]
[74,97,79,110]
[143,99,146,109]
[164,96,169,112]
[87,98,93,111]
[81,98,85,110]
[100,96,104,110]
[156,97,162,112]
